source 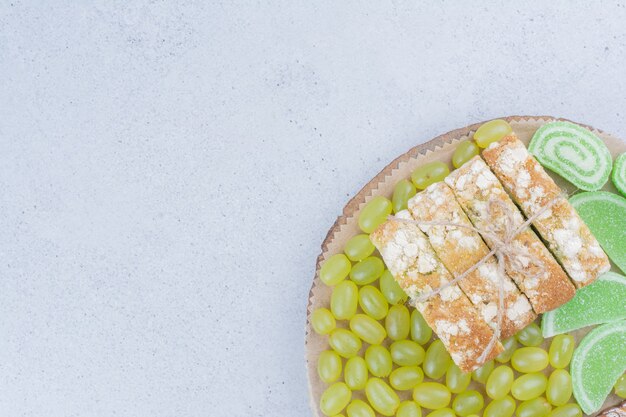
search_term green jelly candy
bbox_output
[542,271,626,337]
[570,191,626,273]
[612,152,626,196]
[529,121,612,191]
[571,320,626,414]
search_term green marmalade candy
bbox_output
[529,121,612,191]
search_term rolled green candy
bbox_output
[612,152,626,196]
[528,121,612,191]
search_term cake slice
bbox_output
[370,210,503,372]
[408,182,536,338]
[444,156,576,313]
[482,134,611,287]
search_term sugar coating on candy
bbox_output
[528,121,613,191]
[570,191,626,274]
[571,320,626,414]
[613,152,626,197]
[541,272,626,337]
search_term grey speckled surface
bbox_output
[1,1,626,416]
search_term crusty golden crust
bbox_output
[483,135,611,287]
[371,213,503,371]
[444,156,575,313]
[408,182,536,338]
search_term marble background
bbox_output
[1,1,626,416]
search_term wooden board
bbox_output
[305,115,626,417]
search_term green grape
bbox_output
[474,119,512,148]
[358,285,389,320]
[318,350,343,383]
[549,403,582,417]
[412,382,451,409]
[396,401,422,417]
[380,270,408,305]
[312,308,336,335]
[452,390,484,416]
[452,140,479,169]
[359,196,393,233]
[486,365,514,400]
[365,378,400,416]
[496,337,518,363]
[329,329,362,358]
[344,234,376,262]
[321,254,352,286]
[546,369,572,406]
[515,323,544,347]
[511,372,548,401]
[423,339,452,379]
[548,335,575,369]
[391,340,425,366]
[483,395,516,417]
[411,162,450,190]
[511,347,549,373]
[615,373,626,398]
[386,305,410,341]
[471,360,494,384]
[393,179,417,214]
[425,409,455,417]
[344,356,368,390]
[410,309,433,345]
[516,397,551,417]
[350,257,385,285]
[320,382,352,416]
[389,366,424,391]
[446,363,471,394]
[365,344,393,377]
[346,399,375,417]
[350,314,387,345]
[331,281,359,320]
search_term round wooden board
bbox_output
[305,115,626,417]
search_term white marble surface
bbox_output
[1,1,626,416]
